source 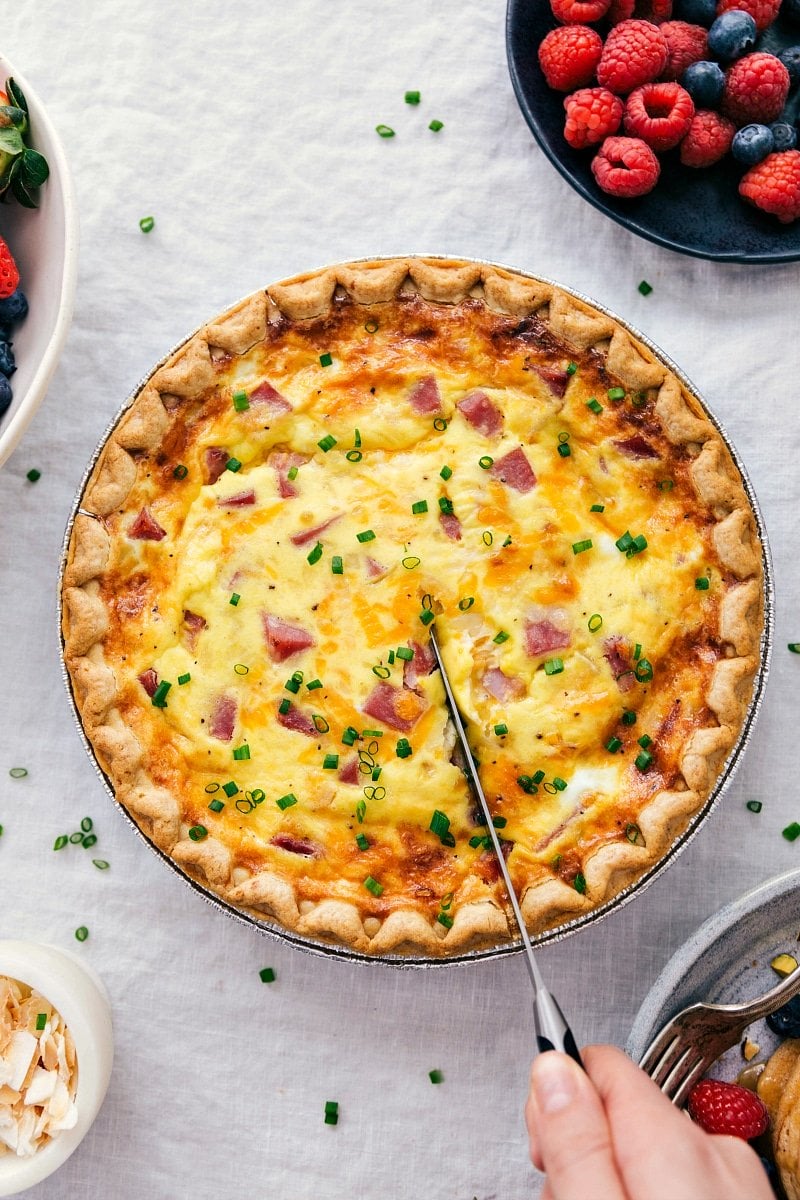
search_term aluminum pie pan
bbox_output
[57,255,775,969]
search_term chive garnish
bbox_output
[75,926,89,942]
[82,834,97,849]
[566,362,578,376]
[433,417,448,431]
[494,723,508,736]
[440,465,452,480]
[430,810,450,838]
[357,529,376,543]
[342,727,359,746]
[279,698,291,714]
[396,738,412,758]
[26,468,41,482]
[573,873,587,895]
[365,319,379,334]
[319,352,333,367]
[363,729,383,738]
[586,398,602,414]
[405,90,420,104]
[222,781,239,797]
[638,734,652,749]
[493,631,509,644]
[313,715,329,733]
[557,442,571,458]
[307,679,323,690]
[287,465,299,481]
[419,609,434,626]
[789,644,800,654]
[396,646,414,661]
[635,750,653,772]
[233,744,251,761]
[139,216,154,233]
[356,800,367,822]
[626,824,645,846]
[229,593,240,606]
[503,535,512,547]
[372,664,390,679]
[544,658,564,676]
[324,1100,339,1126]
[277,793,298,811]
[492,816,507,829]
[412,500,428,514]
[608,387,625,401]
[173,464,188,480]
[208,798,225,813]
[478,455,493,470]
[232,390,249,412]
[322,754,339,770]
[9,767,27,779]
[638,280,653,296]
[606,736,622,753]
[375,124,395,138]
[553,777,567,791]
[747,800,762,813]
[429,1069,444,1084]
[635,659,654,682]
[226,457,242,473]
[35,1012,47,1031]
[188,825,208,841]
[622,710,636,726]
[284,674,301,694]
[331,556,343,574]
[178,672,191,685]
[458,597,474,610]
[784,822,800,842]
[356,833,369,851]
[590,503,604,512]
[572,539,592,555]
[53,835,68,851]
[93,859,110,870]
[438,496,454,515]
[364,875,384,896]
[259,967,276,983]
[428,120,444,132]
[151,680,171,708]
[588,614,603,632]
[436,912,454,929]
[346,449,362,462]
[69,832,83,844]
[318,434,337,451]
[307,541,323,565]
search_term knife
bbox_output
[428,626,583,1066]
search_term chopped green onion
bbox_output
[438,496,454,515]
[375,124,395,138]
[517,776,535,794]
[586,398,602,415]
[284,674,301,694]
[482,531,494,546]
[746,800,762,813]
[458,597,474,610]
[356,833,369,851]
[307,541,323,565]
[789,644,800,654]
[287,465,299,481]
[82,834,97,849]
[436,912,454,929]
[608,387,626,401]
[557,442,571,458]
[277,793,298,811]
[69,831,83,844]
[402,556,421,569]
[75,926,89,942]
[625,823,645,846]
[635,658,654,682]
[226,457,242,473]
[205,783,220,794]
[635,750,653,772]
[588,614,603,632]
[318,434,337,451]
[279,698,291,714]
[9,767,27,779]
[544,658,564,676]
[312,714,329,733]
[478,456,493,470]
[178,672,191,685]
[419,609,434,626]
[233,744,251,761]
[259,967,276,983]
[638,734,652,749]
[319,353,333,367]
[783,822,800,842]
[503,535,513,547]
[405,90,421,104]
[364,875,384,896]
[429,120,444,132]
[440,465,452,480]
[372,664,390,679]
[188,825,208,841]
[322,754,339,770]
[412,500,428,514]
[232,390,249,412]
[606,737,622,754]
[494,724,508,736]
[346,449,362,463]
[430,810,450,838]
[492,816,507,829]
[628,534,648,556]
[139,216,154,233]
[469,833,489,848]
[26,468,41,482]
[151,680,171,708]
[222,780,240,797]
[324,1103,339,1126]
[331,556,344,575]
[553,777,567,791]
[229,593,241,606]
[396,646,414,661]
[638,280,653,296]
[590,503,605,513]
[633,643,642,661]
[615,531,634,553]
[307,679,323,690]
[357,529,376,543]
[363,729,383,738]
[622,710,636,726]
[173,464,188,480]
[354,429,362,449]
[365,319,379,334]
[572,539,592,555]
[396,738,413,758]
[371,765,382,781]
[493,631,510,644]
[233,664,248,676]
[566,362,578,376]
[573,873,587,895]
[208,798,225,813]
[53,835,68,851]
[342,727,359,746]
[356,799,367,822]
[658,479,674,492]
[35,1012,47,1031]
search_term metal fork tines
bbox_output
[639,966,800,1107]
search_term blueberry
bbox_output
[780,46,800,86]
[674,0,717,25]
[767,993,800,1037]
[771,121,798,149]
[732,123,776,164]
[682,60,726,106]
[0,289,27,325]
[707,10,758,60]
[0,341,16,378]
[0,376,11,419]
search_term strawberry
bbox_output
[687,1079,769,1140]
[0,236,19,300]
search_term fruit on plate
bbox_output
[756,1039,800,1195]
[0,285,29,420]
[739,150,800,222]
[0,78,49,209]
[688,1078,769,1139]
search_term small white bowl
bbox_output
[0,55,78,469]
[0,941,113,1197]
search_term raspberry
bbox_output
[624,82,695,149]
[716,0,781,32]
[0,238,19,301]
[608,0,636,19]
[551,0,612,20]
[564,87,625,148]
[539,25,604,91]
[636,0,673,19]
[597,20,669,94]
[659,21,708,79]
[591,135,661,195]
[739,150,800,222]
[679,109,736,165]
[721,53,790,126]
[688,1080,769,1140]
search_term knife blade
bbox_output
[428,626,583,1065]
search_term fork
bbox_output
[639,966,800,1107]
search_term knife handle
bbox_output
[533,989,584,1069]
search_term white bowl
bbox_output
[0,941,113,1197]
[0,56,78,469]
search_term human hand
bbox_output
[525,1044,773,1200]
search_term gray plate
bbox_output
[628,869,800,1076]
[58,255,775,969]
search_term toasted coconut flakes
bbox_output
[0,976,78,1156]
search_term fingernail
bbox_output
[530,1052,578,1115]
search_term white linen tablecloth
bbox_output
[1,2,798,1196]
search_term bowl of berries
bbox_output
[0,55,77,469]
[507,0,800,262]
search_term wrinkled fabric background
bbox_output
[0,2,798,1197]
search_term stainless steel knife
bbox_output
[428,626,583,1065]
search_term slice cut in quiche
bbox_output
[61,257,765,957]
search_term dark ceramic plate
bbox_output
[506,0,800,263]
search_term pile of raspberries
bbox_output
[537,0,800,223]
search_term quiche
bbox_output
[61,257,764,957]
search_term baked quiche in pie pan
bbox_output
[59,257,770,963]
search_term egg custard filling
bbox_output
[62,259,763,956]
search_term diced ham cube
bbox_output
[338,757,361,785]
[268,451,309,499]
[138,669,158,697]
[534,366,569,398]
[490,447,537,494]
[250,381,292,414]
[403,640,436,689]
[408,375,442,416]
[524,617,571,657]
[457,390,503,438]
[204,447,230,484]
[604,636,636,692]
[271,833,321,857]
[362,682,428,732]
[482,667,526,702]
[613,435,660,460]
[263,614,314,662]
[209,694,237,741]
[182,610,207,652]
[290,515,340,546]
[439,512,462,541]
[218,489,256,508]
[129,507,167,541]
[277,704,317,737]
